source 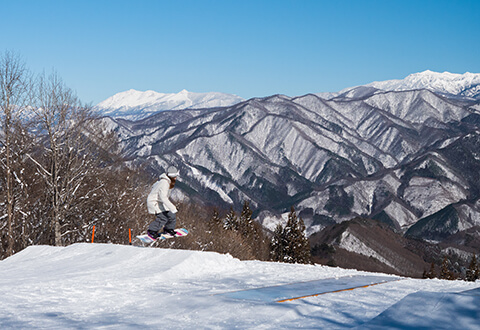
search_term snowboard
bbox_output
[136,228,188,244]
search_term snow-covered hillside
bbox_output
[1,244,479,329]
[94,89,244,120]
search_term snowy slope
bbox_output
[1,244,479,329]
[94,89,244,120]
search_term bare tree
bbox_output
[0,53,150,255]
[30,71,98,246]
[0,50,30,257]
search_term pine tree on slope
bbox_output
[270,206,312,264]
[239,201,255,239]
[423,262,437,279]
[466,254,479,282]
[223,207,239,231]
[208,208,222,231]
[270,223,287,262]
[440,256,456,280]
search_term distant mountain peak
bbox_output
[315,70,480,101]
[94,89,245,120]
[366,70,480,99]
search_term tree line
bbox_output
[423,254,480,282]
[0,50,312,264]
[152,201,311,263]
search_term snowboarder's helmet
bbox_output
[166,166,179,178]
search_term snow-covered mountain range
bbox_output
[94,89,244,120]
[318,71,480,101]
[366,70,480,99]
[99,70,480,272]
[96,71,480,121]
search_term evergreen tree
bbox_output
[270,223,286,262]
[208,208,222,231]
[466,254,479,282]
[224,207,239,231]
[239,201,255,239]
[423,262,436,279]
[270,206,312,264]
[440,256,455,280]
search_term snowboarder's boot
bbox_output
[147,230,160,240]
[162,228,177,238]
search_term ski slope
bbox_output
[1,244,479,329]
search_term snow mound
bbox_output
[0,243,245,282]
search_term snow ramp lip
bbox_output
[214,275,403,303]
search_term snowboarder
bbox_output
[146,166,180,240]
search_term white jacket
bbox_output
[147,174,178,214]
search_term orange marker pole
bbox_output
[129,228,132,245]
[91,225,95,243]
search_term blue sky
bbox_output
[1,0,479,104]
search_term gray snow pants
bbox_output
[148,211,176,233]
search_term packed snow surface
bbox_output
[1,244,479,329]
